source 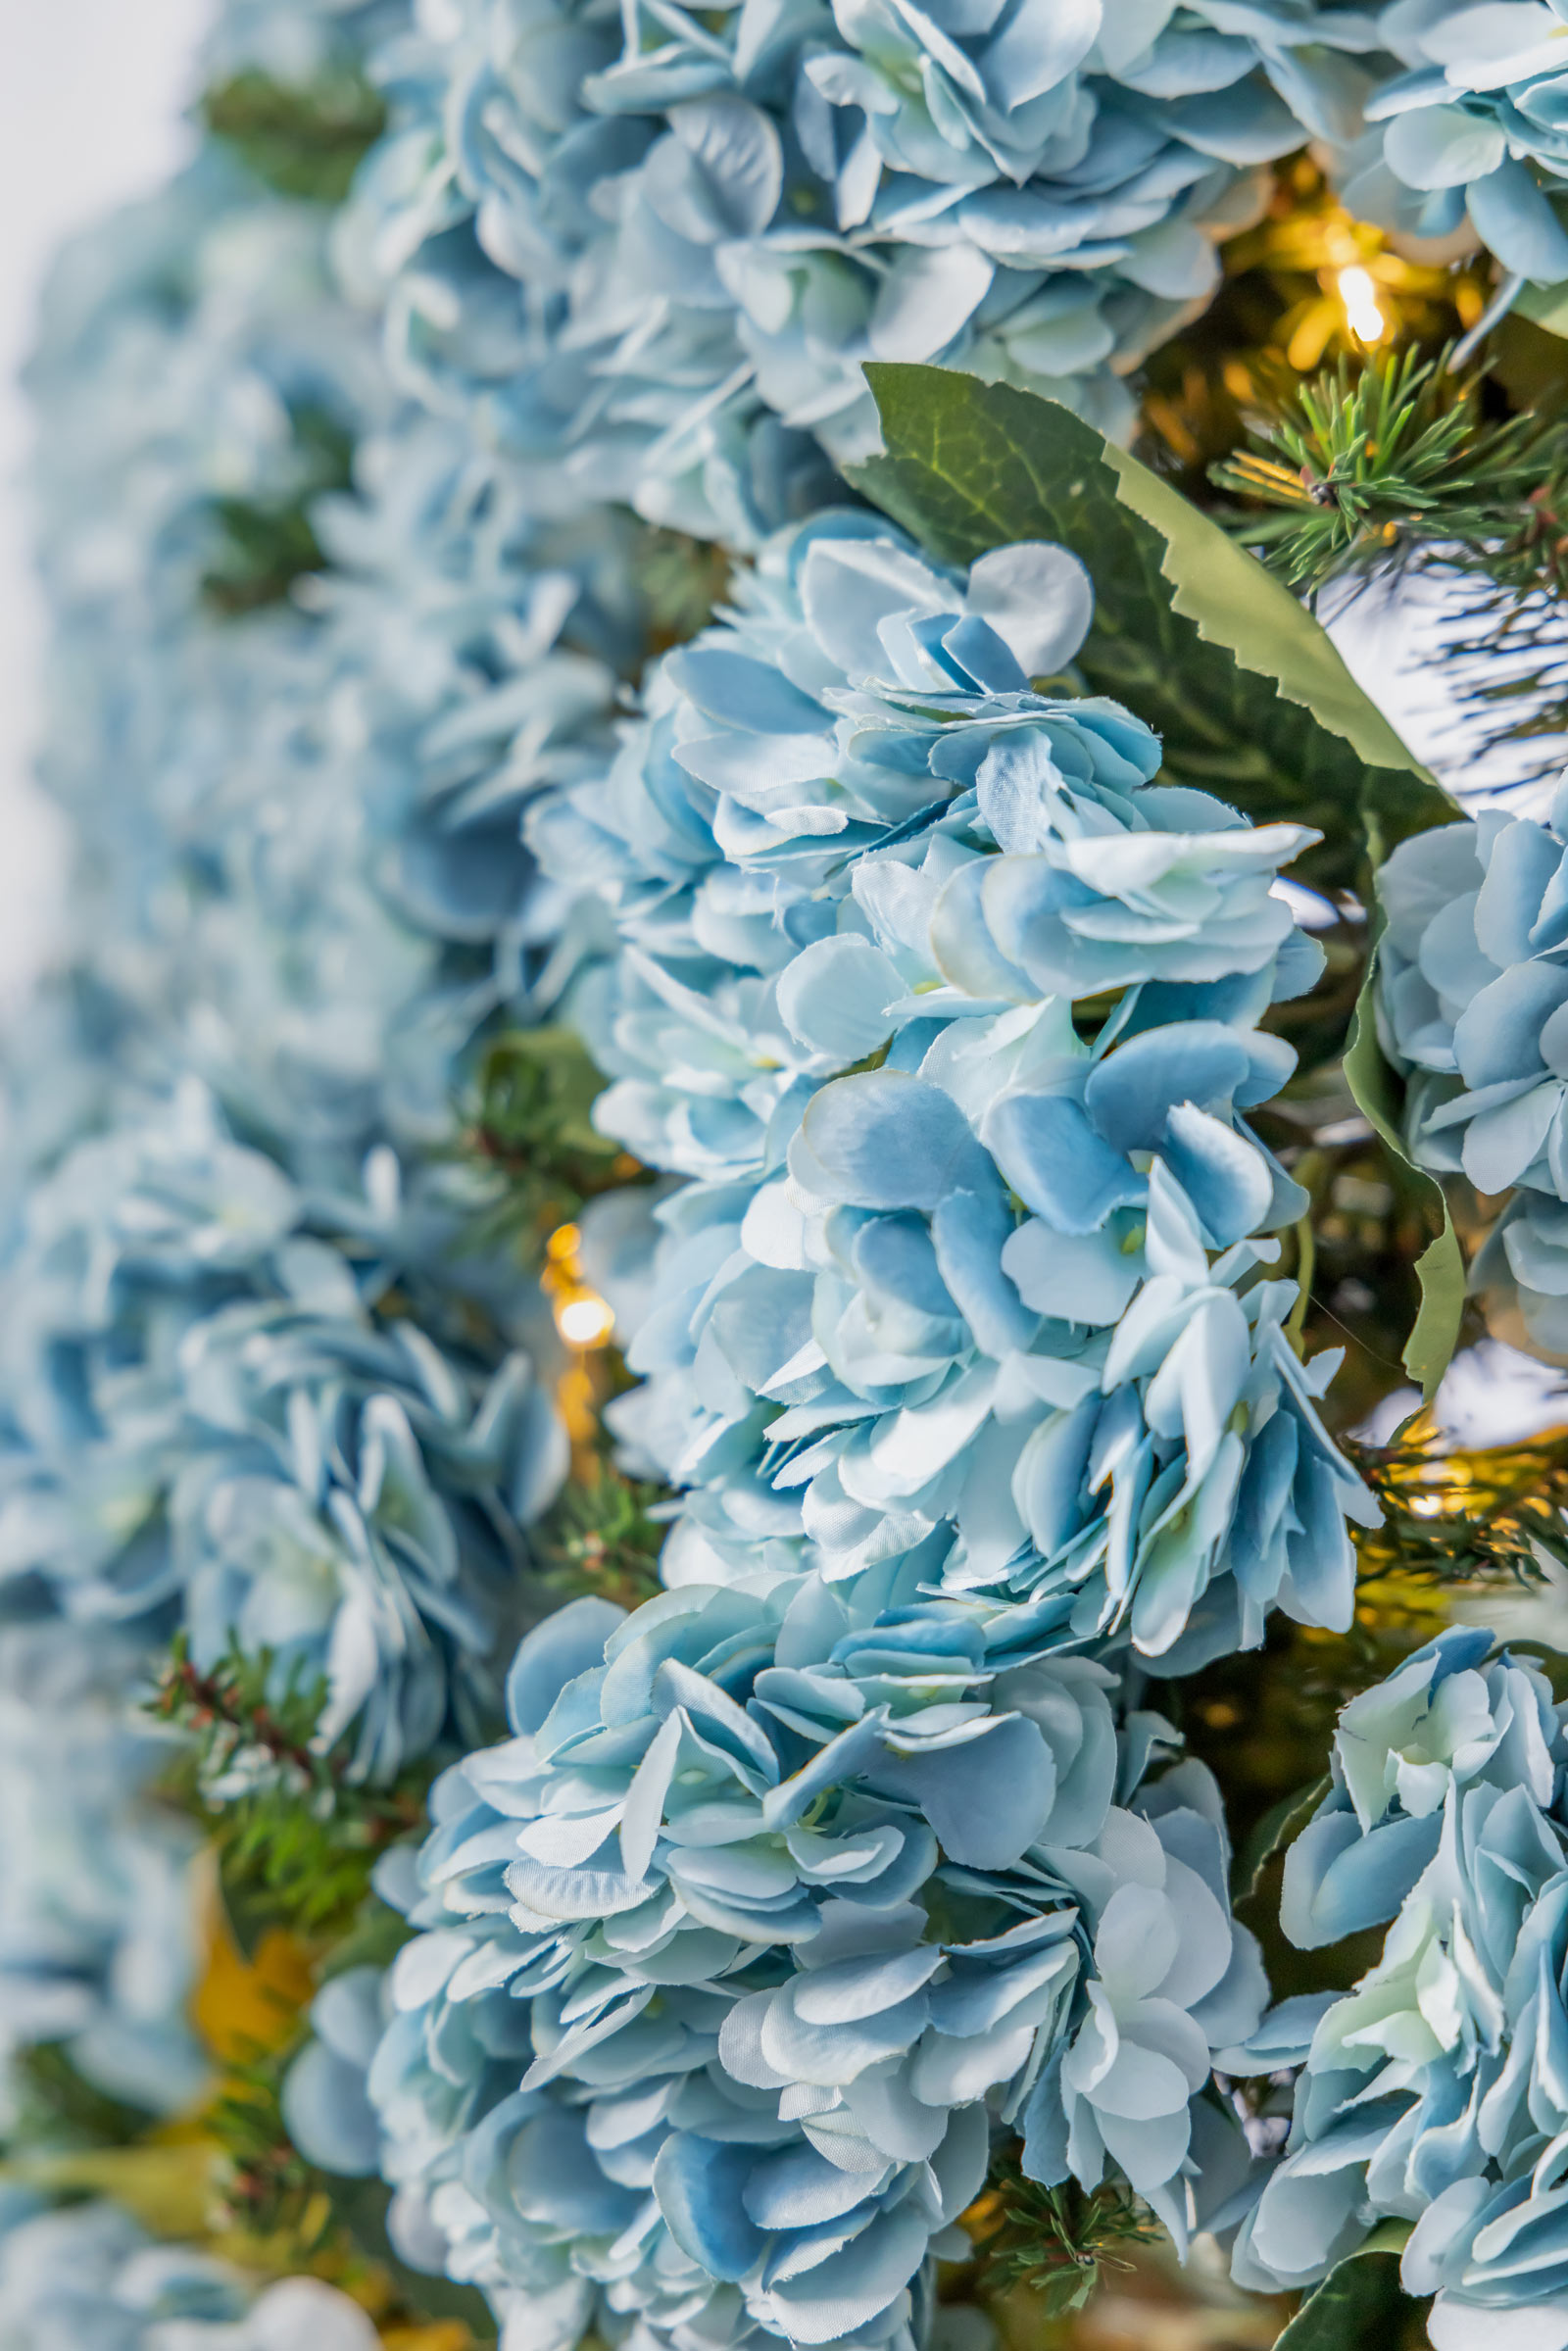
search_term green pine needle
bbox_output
[975,2156,1162,2319]
[149,1637,429,1945]
[455,1027,643,1262]
[536,1463,667,1610]
[1213,347,1568,771]
[1212,348,1558,592]
[5,2041,152,2156]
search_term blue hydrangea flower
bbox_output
[0,1087,565,1779]
[539,509,1373,1662]
[314,1595,1262,2344]
[0,2197,380,2351]
[1346,0,1568,288]
[0,1617,205,2121]
[1234,1628,1568,2347]
[336,0,1381,527]
[1375,782,1568,1362]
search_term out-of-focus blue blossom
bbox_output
[1344,0,1568,287]
[336,0,1382,528]
[334,1595,1261,2344]
[0,1617,204,2120]
[0,1086,565,1779]
[1375,783,1568,1363]
[0,2197,379,2351]
[1234,1629,1568,2345]
[30,157,628,1173]
[537,511,1373,1664]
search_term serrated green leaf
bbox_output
[849,365,1455,898]
[1344,950,1465,1402]
[1518,281,1568,340]
[1275,2226,1416,2350]
[1235,1775,1330,1904]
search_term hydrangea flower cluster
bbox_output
[1345,1,1568,288]
[1234,1627,1568,2348]
[1374,784,1568,1359]
[29,161,635,1176]
[0,1617,204,2120]
[538,509,1375,1668]
[0,1084,564,1780]
[0,2194,379,2351]
[289,1593,1264,2349]
[335,0,1383,529]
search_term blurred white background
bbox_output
[0,0,209,1011]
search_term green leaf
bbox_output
[1518,281,1568,340]
[1275,2226,1417,2350]
[1344,951,1465,1402]
[850,365,1455,898]
[1235,1776,1330,1905]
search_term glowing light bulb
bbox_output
[557,1292,614,1348]
[1337,265,1387,344]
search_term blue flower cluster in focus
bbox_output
[288,1593,1265,2348]
[333,0,1385,530]
[1235,1627,1568,2347]
[538,510,1375,1668]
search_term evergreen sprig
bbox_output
[1211,349,1561,592]
[536,1461,667,1611]
[5,2041,152,2157]
[456,1027,642,1261]
[967,2153,1161,2319]
[209,2037,339,2251]
[1214,348,1568,772]
[149,1638,428,1942]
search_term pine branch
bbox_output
[453,1027,644,1264]
[1213,347,1568,775]
[535,1462,667,1610]
[964,2151,1161,2319]
[149,1638,428,1943]
[1211,349,1561,592]
[5,2042,152,2157]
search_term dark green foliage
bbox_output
[210,2049,496,2335]
[1342,950,1465,1403]
[850,363,1452,902]
[458,1026,641,1261]
[210,2037,336,2248]
[202,406,354,617]
[633,526,735,653]
[149,1637,428,1948]
[1274,2230,1424,2348]
[536,1462,667,1610]
[6,2042,151,2155]
[200,70,388,207]
[974,2156,1161,2319]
